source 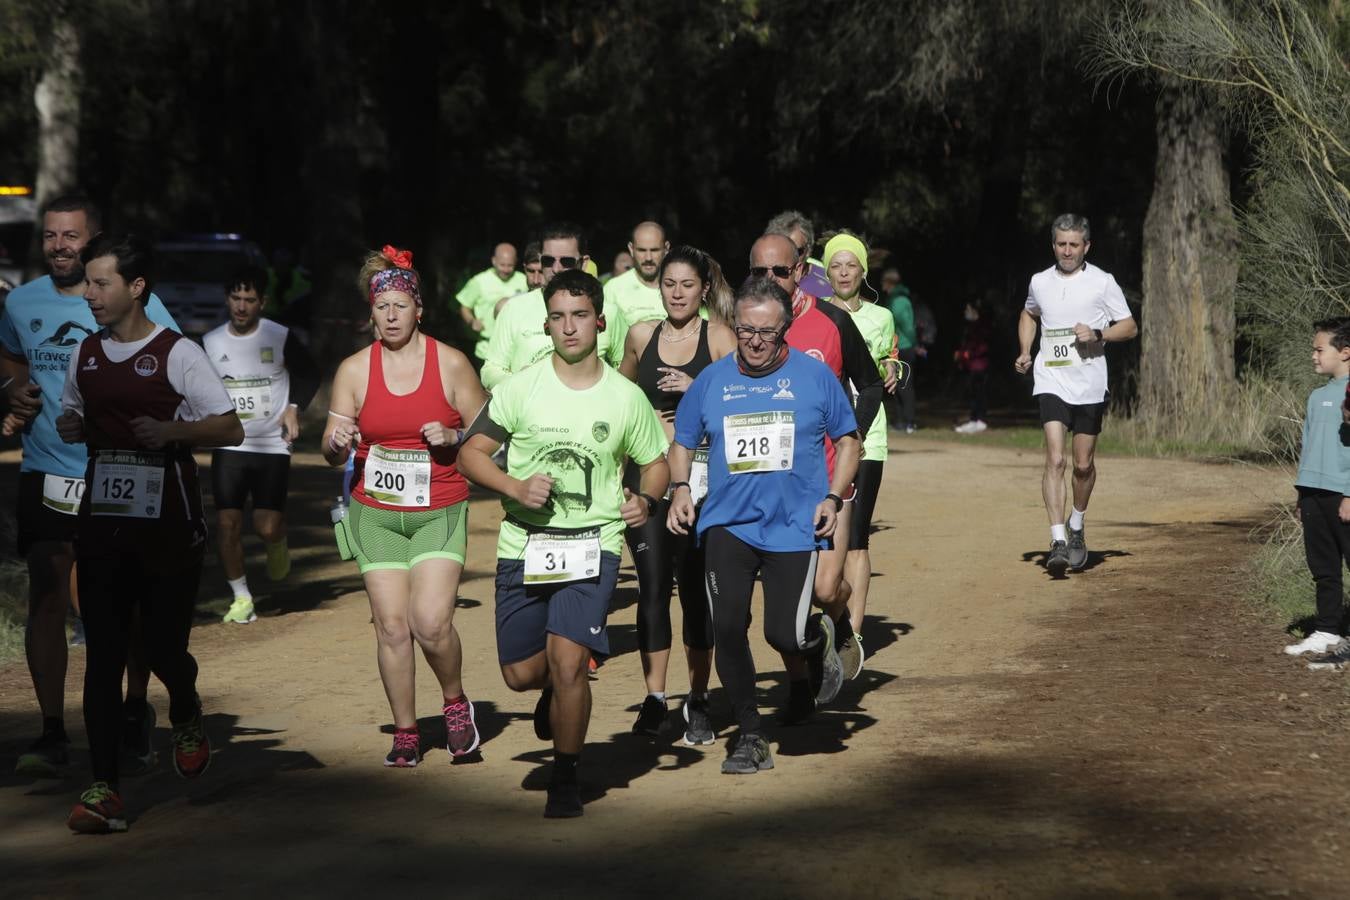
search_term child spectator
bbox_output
[953,300,992,434]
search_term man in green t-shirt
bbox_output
[459,269,669,819]
[480,224,626,389]
[456,243,526,361]
[602,221,669,347]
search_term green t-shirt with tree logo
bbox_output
[487,360,667,558]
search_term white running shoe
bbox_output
[1283,631,1342,656]
[953,421,974,433]
[968,420,988,433]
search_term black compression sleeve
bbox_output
[283,330,320,411]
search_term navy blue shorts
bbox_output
[494,551,620,665]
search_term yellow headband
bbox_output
[823,233,869,276]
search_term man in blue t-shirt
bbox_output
[667,277,859,776]
[0,193,179,777]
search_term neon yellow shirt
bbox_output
[489,361,667,557]
[603,269,666,354]
[481,288,625,389]
[841,300,896,460]
[456,268,527,359]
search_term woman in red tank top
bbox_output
[322,246,489,767]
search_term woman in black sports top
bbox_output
[618,245,734,744]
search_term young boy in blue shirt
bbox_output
[1286,317,1350,663]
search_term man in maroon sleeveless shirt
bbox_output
[56,235,242,834]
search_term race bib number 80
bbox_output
[1040,327,1080,368]
[723,410,795,473]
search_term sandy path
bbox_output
[0,437,1300,898]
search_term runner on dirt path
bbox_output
[1014,214,1137,576]
[1,195,179,780]
[765,210,832,301]
[456,243,526,362]
[203,266,319,625]
[57,234,243,833]
[480,224,625,390]
[322,246,488,768]
[823,232,902,678]
[457,269,669,818]
[617,245,736,742]
[748,232,886,711]
[667,277,855,774]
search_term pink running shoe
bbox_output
[444,696,480,757]
[384,729,421,767]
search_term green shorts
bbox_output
[348,500,468,573]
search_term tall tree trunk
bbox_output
[299,0,367,362]
[30,13,80,278]
[1137,84,1238,422]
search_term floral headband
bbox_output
[369,245,421,305]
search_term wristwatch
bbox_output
[1093,328,1104,343]
[825,492,844,512]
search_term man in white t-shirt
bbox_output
[202,268,319,624]
[1015,214,1138,575]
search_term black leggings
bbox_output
[79,552,203,786]
[703,527,817,734]
[626,496,714,655]
[849,459,884,550]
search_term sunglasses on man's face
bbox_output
[749,265,794,279]
[540,255,580,270]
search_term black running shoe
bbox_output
[15,730,69,778]
[721,733,774,774]
[544,781,583,818]
[534,687,554,741]
[682,695,715,746]
[1046,540,1070,575]
[631,695,667,736]
[1067,526,1088,570]
[121,700,157,777]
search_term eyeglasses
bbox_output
[734,325,786,343]
[540,255,580,270]
[749,265,793,279]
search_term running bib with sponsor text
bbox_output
[363,445,432,507]
[723,411,795,473]
[41,473,84,515]
[523,528,601,585]
[1040,327,1081,368]
[224,376,272,421]
[90,451,164,519]
[690,447,710,503]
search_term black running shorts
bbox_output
[1037,393,1106,436]
[15,471,80,555]
[210,449,291,511]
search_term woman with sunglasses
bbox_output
[323,246,489,767]
[823,232,901,675]
[618,245,735,744]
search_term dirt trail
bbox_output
[2,435,1331,898]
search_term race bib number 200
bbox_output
[723,410,795,473]
[90,450,164,519]
[363,445,431,507]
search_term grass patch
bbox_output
[917,423,1259,460]
[1248,501,1317,637]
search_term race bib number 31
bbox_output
[723,410,795,473]
[90,451,164,519]
[364,445,432,507]
[41,474,84,515]
[524,529,601,585]
[1041,327,1080,368]
[224,376,272,421]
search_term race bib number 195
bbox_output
[224,376,272,421]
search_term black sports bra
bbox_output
[636,319,712,417]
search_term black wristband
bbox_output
[670,481,691,492]
[825,492,844,511]
[1093,328,1104,343]
[639,492,659,515]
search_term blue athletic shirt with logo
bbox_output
[673,348,857,552]
[0,276,179,476]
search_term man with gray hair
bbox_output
[765,210,832,301]
[1015,214,1137,575]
